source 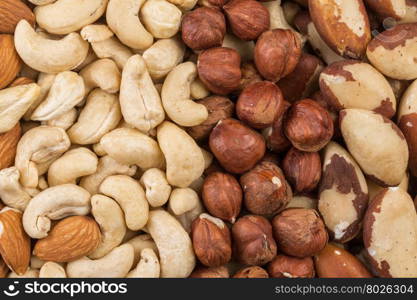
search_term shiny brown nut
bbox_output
[233,266,269,278]
[202,171,242,223]
[182,7,226,51]
[197,47,242,95]
[199,0,229,8]
[209,118,266,174]
[282,147,321,193]
[254,29,301,82]
[236,81,284,129]
[268,254,315,278]
[187,96,235,142]
[272,208,328,258]
[238,61,262,92]
[232,215,277,265]
[311,91,341,138]
[240,161,292,215]
[263,101,291,153]
[284,99,334,152]
[223,0,270,41]
[189,265,230,278]
[364,0,406,20]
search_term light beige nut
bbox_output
[0,167,32,211]
[92,143,107,157]
[127,248,160,278]
[166,0,197,11]
[140,168,172,207]
[91,36,133,69]
[39,262,66,278]
[126,234,158,266]
[30,256,46,270]
[364,0,406,20]
[80,59,121,95]
[168,188,199,216]
[286,195,317,210]
[37,175,49,191]
[24,73,56,121]
[81,24,114,43]
[190,78,210,100]
[28,0,56,5]
[399,0,417,23]
[45,108,77,130]
[9,268,39,278]
[222,34,254,62]
[367,173,409,201]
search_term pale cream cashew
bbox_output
[45,108,77,130]
[0,83,40,133]
[100,127,165,170]
[14,20,89,74]
[190,78,210,100]
[142,37,185,81]
[200,147,213,169]
[31,71,85,121]
[15,126,71,188]
[106,0,153,50]
[140,0,182,39]
[80,59,121,95]
[91,37,133,70]
[157,121,205,188]
[66,244,134,278]
[126,234,158,266]
[89,194,126,259]
[74,48,98,72]
[99,175,149,231]
[166,0,197,10]
[140,168,171,207]
[120,55,165,133]
[81,25,114,43]
[9,268,39,278]
[222,34,255,62]
[39,262,67,278]
[24,73,56,120]
[168,188,199,216]
[146,210,195,278]
[22,184,91,239]
[93,143,107,157]
[161,62,208,127]
[127,248,160,278]
[0,167,32,211]
[123,230,139,243]
[47,148,98,186]
[28,0,56,5]
[37,175,49,191]
[31,256,46,269]
[176,197,204,233]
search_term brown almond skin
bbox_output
[202,172,242,223]
[209,118,266,174]
[0,34,22,89]
[406,114,417,177]
[0,123,21,170]
[263,101,292,153]
[0,257,8,278]
[233,266,269,278]
[9,77,34,87]
[189,265,230,278]
[0,0,35,34]
[268,254,315,278]
[232,215,277,265]
[314,244,372,278]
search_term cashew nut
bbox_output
[37,175,49,191]
[127,248,160,278]
[92,143,107,157]
[80,59,121,95]
[81,24,114,43]
[30,256,46,270]
[140,168,171,207]
[168,188,199,216]
[222,34,255,62]
[28,0,56,5]
[173,192,204,232]
[91,36,133,69]
[190,78,210,100]
[74,48,98,72]
[166,0,197,11]
[126,234,158,266]
[39,262,67,278]
[24,73,56,120]
[0,167,32,211]
[45,108,78,130]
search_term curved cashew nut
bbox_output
[166,0,197,10]
[91,37,133,70]
[92,143,107,157]
[14,20,89,74]
[0,83,40,134]
[34,0,108,34]
[37,175,49,191]
[146,210,195,278]
[168,188,199,216]
[28,0,56,5]
[31,71,85,121]
[126,234,158,266]
[45,108,78,130]
[66,244,134,278]
[99,175,149,231]
[81,25,114,43]
[22,184,91,239]
[127,248,160,278]
[0,167,32,211]
[140,168,171,207]
[15,126,71,188]
[176,198,204,233]
[106,0,153,50]
[80,59,121,95]
[47,148,98,186]
[161,62,208,127]
[39,262,66,278]
[100,128,165,170]
[190,78,210,100]
[120,55,165,133]
[24,73,56,121]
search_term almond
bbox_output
[0,257,9,278]
[33,216,101,262]
[0,0,35,34]
[0,34,22,89]
[9,77,34,87]
[0,122,21,170]
[0,207,31,275]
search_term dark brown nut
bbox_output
[223,0,270,41]
[364,0,406,20]
[311,91,341,138]
[254,29,301,82]
[191,213,232,267]
[240,161,292,215]
[238,61,262,93]
[233,266,269,278]
[314,243,372,278]
[197,47,242,95]
[284,99,334,152]
[268,254,315,278]
[232,215,277,265]
[0,257,8,278]
[236,81,284,129]
[199,0,230,8]
[263,101,291,153]
[282,147,321,194]
[187,96,235,142]
[202,171,242,223]
[189,265,230,278]
[182,7,226,51]
[209,118,266,174]
[272,208,328,258]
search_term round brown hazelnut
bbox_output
[189,265,230,278]
[199,0,229,8]
[238,61,262,93]
[197,47,242,95]
[232,215,277,265]
[254,29,301,82]
[240,161,292,215]
[209,118,266,174]
[282,147,321,193]
[181,7,226,51]
[263,101,292,153]
[284,99,334,152]
[233,266,269,278]
[272,208,328,258]
[202,172,242,223]
[223,0,270,41]
[268,254,315,278]
[236,81,284,129]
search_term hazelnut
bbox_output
[197,47,242,95]
[223,0,270,41]
[189,265,230,278]
[268,254,315,278]
[263,101,292,153]
[236,81,284,129]
[240,161,292,215]
[272,208,328,258]
[284,99,334,152]
[181,7,226,51]
[254,29,301,82]
[191,213,232,267]
[233,266,269,278]
[232,215,277,265]
[209,118,266,174]
[199,0,229,8]
[187,96,235,141]
[202,172,242,223]
[282,147,321,193]
[238,61,262,93]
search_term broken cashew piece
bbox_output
[91,37,133,70]
[166,0,197,10]
[140,168,171,207]
[0,167,32,211]
[127,234,158,266]
[168,188,199,216]
[80,59,121,95]
[127,248,160,278]
[24,73,56,120]
[39,262,67,278]
[81,25,114,43]
[45,108,78,130]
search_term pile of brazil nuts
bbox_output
[0,0,417,278]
